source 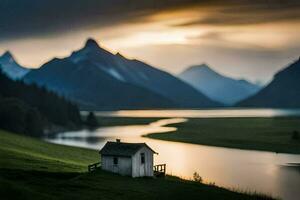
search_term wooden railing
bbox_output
[153,164,166,177]
[88,162,101,172]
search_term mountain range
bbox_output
[238,57,300,108]
[179,64,261,105]
[0,51,30,80]
[24,39,220,110]
[2,38,299,109]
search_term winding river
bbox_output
[47,109,300,200]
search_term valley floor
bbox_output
[95,116,300,154]
[146,117,300,154]
[0,130,274,200]
[96,116,163,126]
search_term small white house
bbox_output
[99,139,157,177]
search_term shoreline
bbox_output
[146,117,300,154]
[87,116,300,155]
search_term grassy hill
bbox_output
[0,130,275,200]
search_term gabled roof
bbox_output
[99,141,157,157]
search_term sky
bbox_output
[0,0,300,84]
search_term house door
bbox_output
[140,153,145,176]
[113,157,119,173]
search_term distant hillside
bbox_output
[0,70,81,136]
[24,39,220,110]
[179,64,261,105]
[0,51,30,79]
[238,57,300,108]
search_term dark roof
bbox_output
[99,141,157,157]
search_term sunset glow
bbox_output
[1,1,300,83]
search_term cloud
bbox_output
[1,0,299,41]
[173,1,300,27]
[0,0,201,41]
[1,0,299,83]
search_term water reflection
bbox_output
[46,117,300,200]
[275,166,300,200]
[87,108,300,118]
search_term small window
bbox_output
[141,153,145,164]
[113,157,118,165]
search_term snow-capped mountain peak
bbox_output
[0,51,30,80]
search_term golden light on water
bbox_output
[48,116,300,200]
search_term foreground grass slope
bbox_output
[147,117,300,154]
[0,130,274,200]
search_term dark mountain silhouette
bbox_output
[24,58,175,110]
[0,51,30,79]
[238,57,300,108]
[179,64,261,105]
[24,38,220,110]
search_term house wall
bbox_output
[131,147,154,177]
[101,155,132,176]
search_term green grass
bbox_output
[0,130,275,200]
[147,117,300,154]
[0,130,98,172]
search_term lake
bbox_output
[47,109,300,200]
[88,108,300,118]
